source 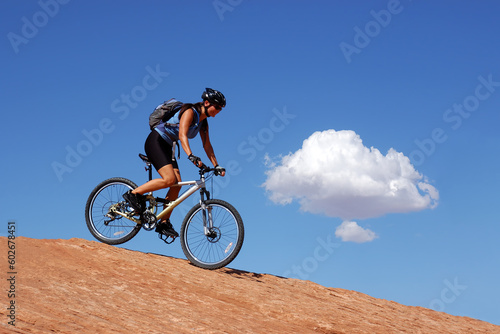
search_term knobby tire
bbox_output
[85,177,141,245]
[180,199,244,270]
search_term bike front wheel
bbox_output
[85,177,141,245]
[180,199,244,270]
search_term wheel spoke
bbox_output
[85,178,141,245]
[181,200,244,269]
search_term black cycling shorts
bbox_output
[144,130,179,171]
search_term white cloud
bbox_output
[335,221,378,243]
[262,129,439,220]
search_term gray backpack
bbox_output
[149,98,183,130]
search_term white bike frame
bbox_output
[154,179,206,221]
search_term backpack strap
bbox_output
[167,106,200,128]
[172,141,180,160]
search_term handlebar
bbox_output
[198,164,223,176]
[138,153,222,176]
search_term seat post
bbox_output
[139,153,153,181]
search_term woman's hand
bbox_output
[214,165,226,177]
[188,154,202,167]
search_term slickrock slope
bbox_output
[1,237,499,333]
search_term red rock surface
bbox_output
[1,237,499,333]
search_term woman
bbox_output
[123,88,227,238]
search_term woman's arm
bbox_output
[200,122,226,176]
[178,108,196,158]
[200,121,218,166]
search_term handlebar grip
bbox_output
[198,164,211,173]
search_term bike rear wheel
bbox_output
[85,177,141,245]
[180,199,244,270]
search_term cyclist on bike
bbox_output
[123,88,227,238]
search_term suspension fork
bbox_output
[199,186,213,235]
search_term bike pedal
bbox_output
[158,233,176,245]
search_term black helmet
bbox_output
[201,88,226,108]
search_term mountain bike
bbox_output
[85,153,244,270]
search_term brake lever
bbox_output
[199,163,211,175]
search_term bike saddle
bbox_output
[138,153,150,164]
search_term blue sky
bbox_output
[2,0,500,326]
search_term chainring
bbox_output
[141,211,157,231]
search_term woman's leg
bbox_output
[155,167,182,237]
[132,164,177,195]
[133,130,178,195]
[163,168,182,220]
